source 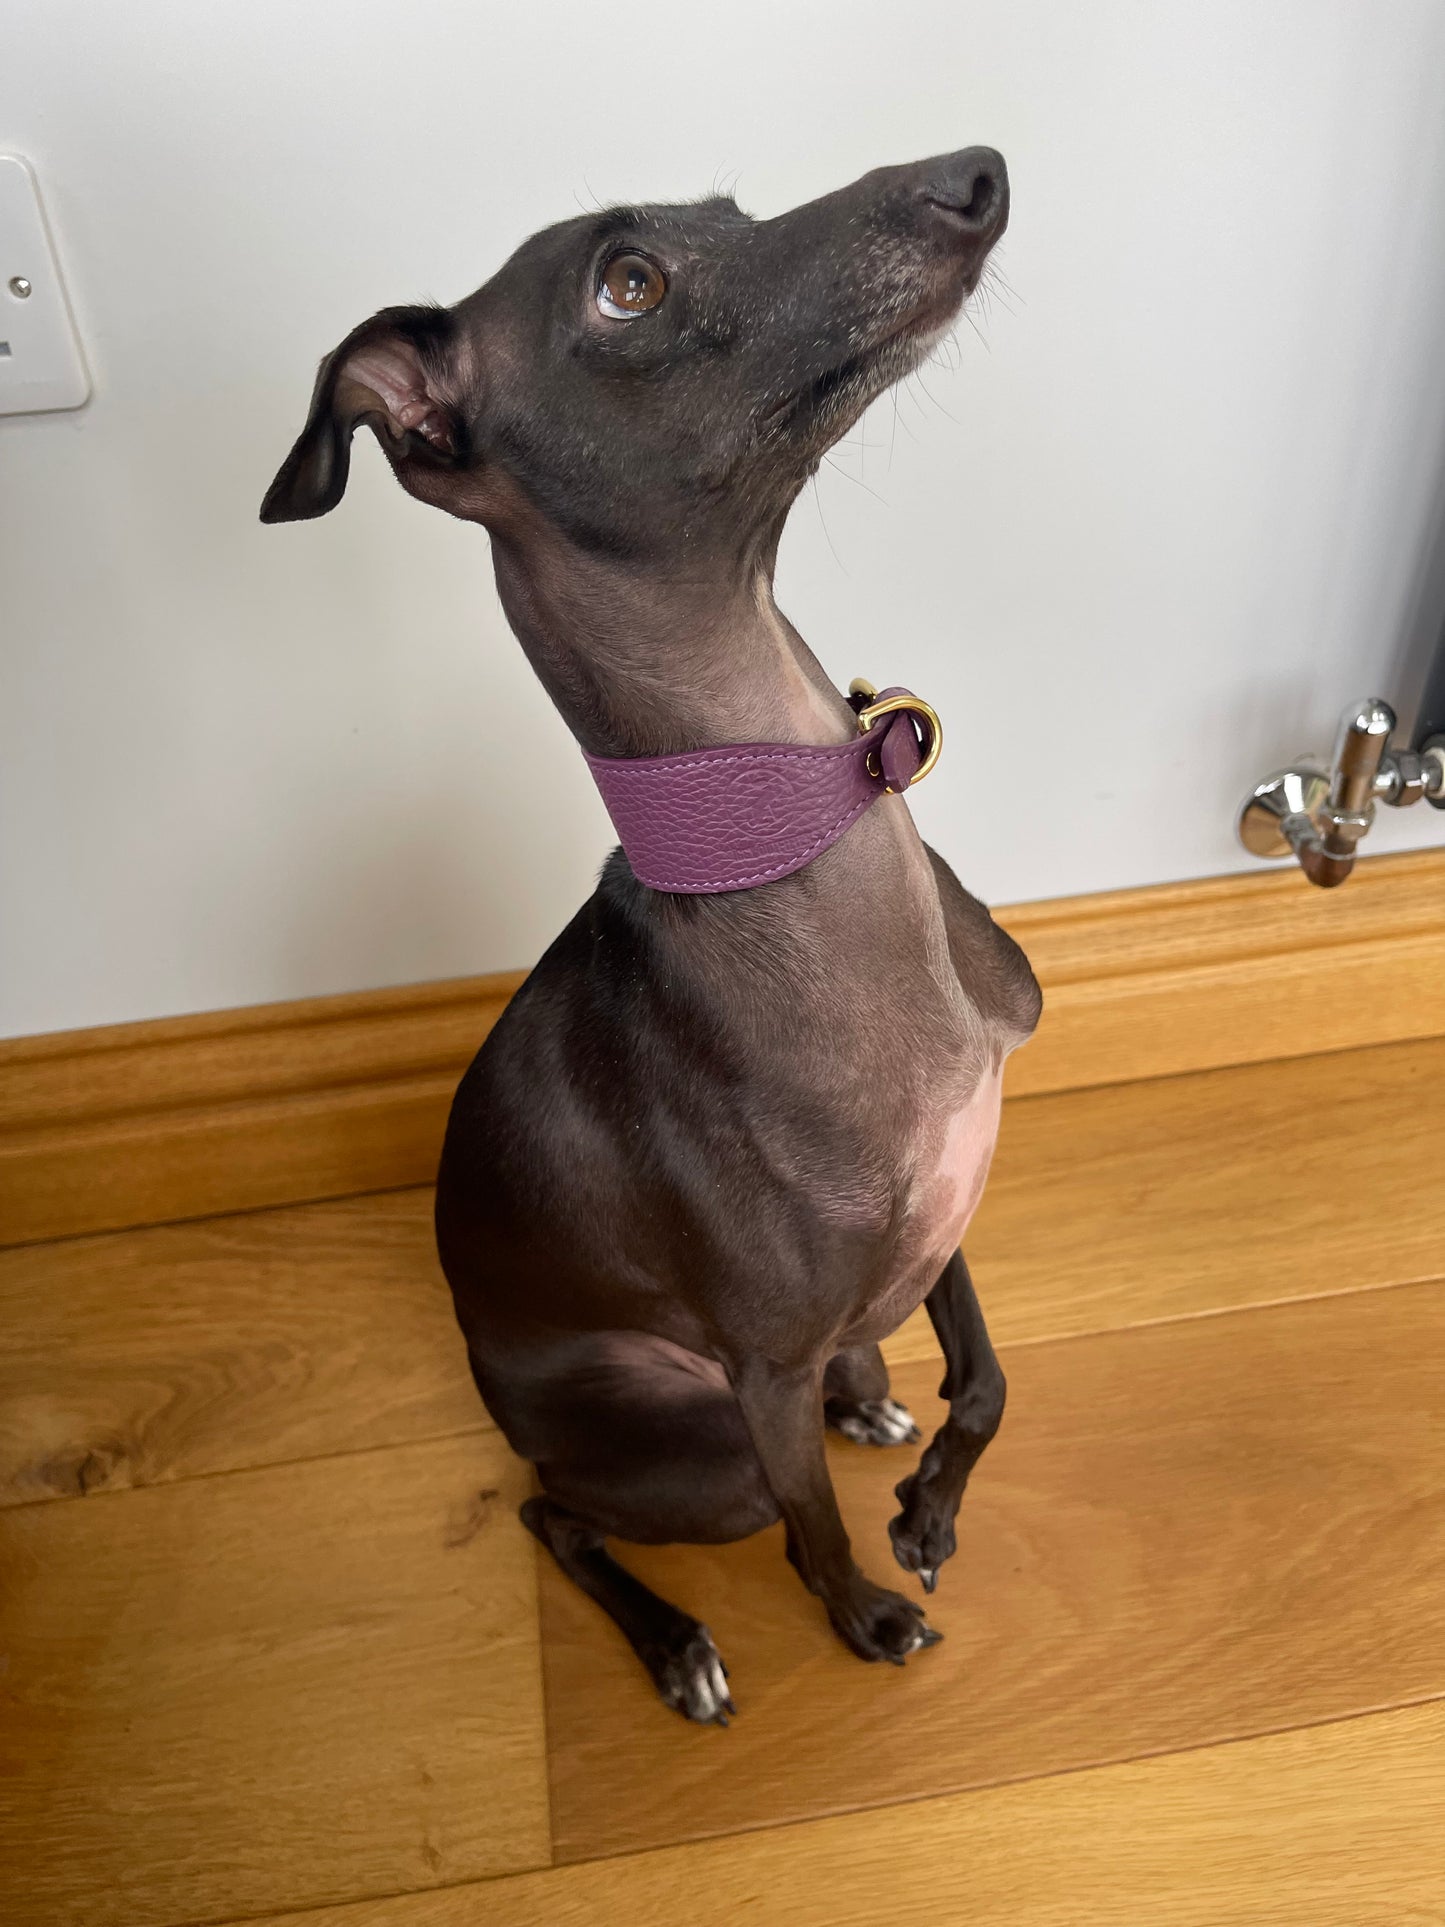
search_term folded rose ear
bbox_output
[260,305,465,523]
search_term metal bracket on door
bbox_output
[1238,698,1445,888]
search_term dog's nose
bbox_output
[919,147,1009,242]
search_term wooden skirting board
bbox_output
[2,848,1441,1247]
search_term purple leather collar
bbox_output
[583,684,942,894]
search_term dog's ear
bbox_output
[260,304,467,523]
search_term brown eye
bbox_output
[597,252,667,318]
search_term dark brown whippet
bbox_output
[262,148,1041,1724]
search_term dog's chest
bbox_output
[842,1062,1004,1346]
[915,1060,1004,1244]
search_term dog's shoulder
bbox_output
[925,844,1042,1046]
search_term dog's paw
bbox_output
[649,1624,736,1727]
[825,1395,922,1447]
[827,1574,943,1664]
[888,1469,958,1594]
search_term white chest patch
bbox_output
[912,1062,1004,1262]
[840,1062,1007,1351]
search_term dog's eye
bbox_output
[597,253,667,319]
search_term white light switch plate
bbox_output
[0,154,90,415]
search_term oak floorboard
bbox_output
[7,1037,1442,1509]
[0,1430,547,1927]
[537,1280,1445,1862]
[0,1189,481,1507]
[887,1031,1445,1369]
[242,1701,1445,1927]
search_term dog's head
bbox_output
[261,149,1008,560]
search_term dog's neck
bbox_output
[488,532,857,761]
[487,517,975,1071]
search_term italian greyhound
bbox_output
[261,148,1040,1724]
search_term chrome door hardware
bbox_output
[1239,698,1445,888]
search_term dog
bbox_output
[262,148,1040,1725]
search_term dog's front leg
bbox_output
[731,1355,941,1662]
[888,1248,1006,1592]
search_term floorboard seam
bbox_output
[0,1419,501,1514]
[7,1271,1441,1515]
[169,1693,1445,1927]
[0,1180,435,1256]
[980,1266,1445,1357]
[549,1690,1445,1871]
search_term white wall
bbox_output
[5,0,1445,1039]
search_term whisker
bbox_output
[980,258,1023,314]
[933,327,962,373]
[960,308,992,355]
[913,366,961,420]
[811,474,847,573]
[821,450,888,504]
[900,373,930,421]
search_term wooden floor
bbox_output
[3,1036,1444,1926]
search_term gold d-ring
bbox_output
[854,689,944,791]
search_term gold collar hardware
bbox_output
[848,679,944,792]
